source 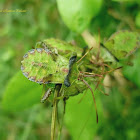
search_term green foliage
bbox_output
[57,0,103,33]
[2,71,42,112]
[64,88,103,140]
[104,31,140,60]
[123,49,140,88]
[112,0,132,2]
[98,87,140,140]
[135,12,140,28]
[0,1,140,140]
[112,0,140,3]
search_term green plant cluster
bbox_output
[0,0,140,140]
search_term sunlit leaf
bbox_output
[2,71,42,112]
[57,0,103,33]
[123,49,140,88]
[104,30,140,60]
[64,87,103,140]
[135,12,140,28]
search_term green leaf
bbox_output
[112,0,140,3]
[112,0,133,2]
[123,49,140,88]
[135,12,140,28]
[64,88,103,140]
[2,71,42,112]
[57,0,103,33]
[104,30,140,60]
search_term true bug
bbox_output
[21,38,118,123]
[21,47,70,84]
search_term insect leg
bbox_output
[101,66,123,75]
[94,63,105,91]
[41,88,52,103]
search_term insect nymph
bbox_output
[21,47,70,84]
[21,38,102,122]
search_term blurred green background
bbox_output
[0,0,140,140]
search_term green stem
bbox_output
[51,84,61,140]
[81,30,97,49]
[57,100,65,140]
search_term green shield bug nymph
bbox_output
[21,48,70,84]
[21,38,102,123]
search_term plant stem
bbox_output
[81,30,97,49]
[57,100,65,140]
[51,84,61,140]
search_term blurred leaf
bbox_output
[112,0,140,3]
[123,49,140,88]
[104,30,140,60]
[112,0,132,2]
[135,12,140,28]
[57,0,102,33]
[2,71,42,112]
[64,88,103,140]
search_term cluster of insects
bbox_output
[21,38,118,123]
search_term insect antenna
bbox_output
[101,66,123,75]
[76,47,93,63]
[81,79,98,123]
